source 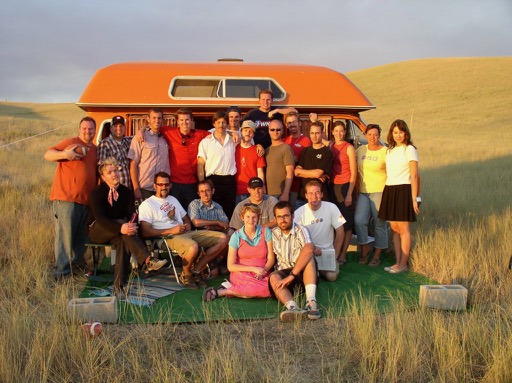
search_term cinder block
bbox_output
[419,285,468,311]
[68,296,118,323]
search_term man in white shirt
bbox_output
[294,180,346,281]
[139,172,228,289]
[197,110,237,219]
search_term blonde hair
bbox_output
[98,157,119,175]
[241,204,261,218]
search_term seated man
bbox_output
[89,158,168,299]
[294,180,345,282]
[229,177,278,230]
[188,179,232,234]
[270,201,320,322]
[139,172,228,289]
[188,179,233,275]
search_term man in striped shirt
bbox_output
[269,201,321,322]
[97,115,133,188]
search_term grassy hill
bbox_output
[347,57,512,167]
[1,57,511,382]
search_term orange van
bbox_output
[77,61,374,145]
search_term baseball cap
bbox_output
[248,177,264,188]
[241,120,256,132]
[111,115,125,125]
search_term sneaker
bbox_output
[191,270,208,288]
[279,306,307,322]
[146,257,168,272]
[179,272,198,289]
[305,300,321,320]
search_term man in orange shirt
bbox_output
[44,117,98,279]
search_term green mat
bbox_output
[80,252,437,324]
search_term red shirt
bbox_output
[284,134,311,192]
[160,126,209,184]
[331,141,353,184]
[235,145,266,194]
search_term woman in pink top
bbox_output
[330,121,357,265]
[202,204,275,301]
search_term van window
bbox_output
[170,77,285,100]
[224,79,284,99]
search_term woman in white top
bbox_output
[378,119,419,274]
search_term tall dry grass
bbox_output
[1,57,512,382]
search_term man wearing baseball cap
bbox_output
[98,115,133,188]
[229,177,278,230]
[234,120,266,204]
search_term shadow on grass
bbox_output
[418,153,512,227]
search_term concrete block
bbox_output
[419,285,468,311]
[68,296,118,323]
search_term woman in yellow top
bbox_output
[354,124,388,266]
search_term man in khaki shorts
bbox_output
[138,172,228,288]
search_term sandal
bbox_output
[337,258,347,266]
[368,258,381,267]
[359,252,370,265]
[202,287,218,302]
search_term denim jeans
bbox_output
[354,192,388,249]
[52,200,90,278]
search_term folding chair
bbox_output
[145,236,183,286]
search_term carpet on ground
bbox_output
[80,252,437,324]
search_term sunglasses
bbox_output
[155,183,170,187]
[269,128,282,132]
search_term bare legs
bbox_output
[389,221,411,270]
[270,258,317,305]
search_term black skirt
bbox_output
[378,184,416,222]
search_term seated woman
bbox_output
[202,204,275,301]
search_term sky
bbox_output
[1,0,511,103]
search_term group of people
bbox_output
[45,88,419,322]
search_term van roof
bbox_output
[77,61,374,111]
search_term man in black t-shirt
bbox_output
[243,89,297,148]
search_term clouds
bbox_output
[1,0,510,102]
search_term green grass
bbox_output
[1,57,512,382]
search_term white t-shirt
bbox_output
[294,201,346,250]
[385,145,419,186]
[138,195,187,230]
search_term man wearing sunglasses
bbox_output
[265,120,295,202]
[139,172,227,289]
